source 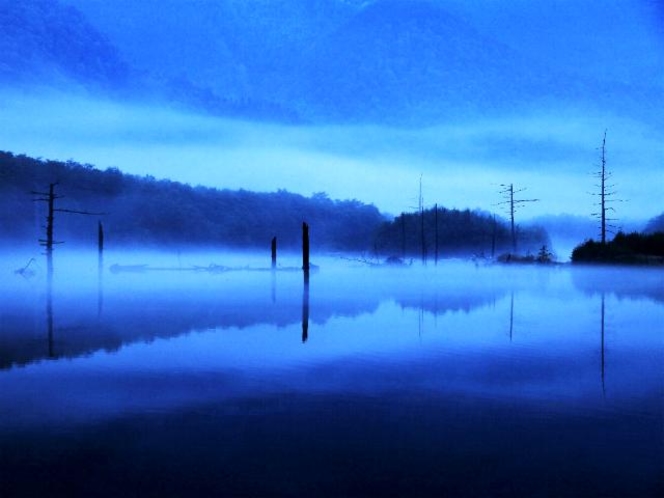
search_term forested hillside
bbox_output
[0,0,128,88]
[0,151,549,257]
[0,151,385,251]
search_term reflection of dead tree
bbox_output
[600,292,606,397]
[31,183,105,276]
[14,258,37,278]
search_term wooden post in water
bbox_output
[302,222,310,280]
[271,236,277,269]
[98,221,104,271]
[97,221,105,317]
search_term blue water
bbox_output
[1,258,662,496]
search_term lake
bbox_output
[1,252,662,497]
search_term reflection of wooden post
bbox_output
[302,222,310,274]
[271,236,277,269]
[302,279,309,343]
[98,221,104,317]
[509,291,514,342]
[301,223,310,342]
[434,203,439,265]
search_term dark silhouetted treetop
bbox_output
[373,206,550,259]
[571,231,664,265]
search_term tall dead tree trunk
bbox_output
[590,130,622,244]
[31,183,61,278]
[600,134,607,244]
[31,183,105,276]
[498,183,538,254]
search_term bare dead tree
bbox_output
[592,130,620,244]
[497,183,539,253]
[31,183,105,276]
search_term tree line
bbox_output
[0,151,383,251]
[0,151,550,256]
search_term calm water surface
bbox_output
[1,254,662,497]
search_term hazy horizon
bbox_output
[2,90,662,224]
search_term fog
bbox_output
[2,89,662,223]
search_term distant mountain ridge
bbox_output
[0,0,128,88]
[1,0,661,124]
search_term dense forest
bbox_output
[572,232,664,265]
[0,151,549,257]
[374,207,550,259]
[0,151,385,251]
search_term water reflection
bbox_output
[1,262,662,497]
[601,292,606,397]
[302,274,310,344]
[2,263,520,369]
[571,265,664,302]
[2,263,663,375]
[46,274,54,359]
[509,290,514,342]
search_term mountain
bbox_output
[645,213,664,234]
[2,0,662,124]
[0,0,129,89]
[298,0,550,121]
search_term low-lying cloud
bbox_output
[1,89,662,221]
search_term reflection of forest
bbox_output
[570,266,664,303]
[395,289,503,315]
[1,268,514,370]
